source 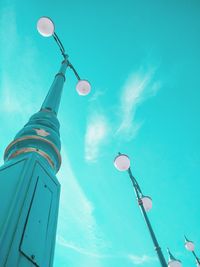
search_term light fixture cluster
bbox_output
[37,16,91,96]
[114,153,199,267]
[36,16,198,267]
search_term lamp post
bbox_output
[37,17,91,95]
[114,153,181,267]
[184,236,200,266]
[0,17,90,266]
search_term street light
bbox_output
[37,16,91,96]
[0,17,91,266]
[167,248,182,267]
[37,17,55,37]
[114,153,180,267]
[184,236,200,266]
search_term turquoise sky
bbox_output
[0,0,200,266]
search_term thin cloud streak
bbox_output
[57,147,106,259]
[0,73,35,116]
[88,90,105,102]
[0,6,44,121]
[116,68,161,139]
[57,235,106,258]
[0,7,19,61]
[85,114,109,162]
[128,254,157,264]
[57,234,157,265]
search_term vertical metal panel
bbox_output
[19,160,59,267]
[0,159,27,233]
[0,154,60,267]
[0,158,29,266]
[20,176,53,266]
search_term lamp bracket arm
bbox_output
[131,175,143,195]
[53,32,68,59]
[68,62,81,80]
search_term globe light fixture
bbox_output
[114,153,130,171]
[184,236,200,265]
[37,17,55,37]
[37,16,91,96]
[114,153,168,267]
[76,80,91,96]
[185,240,195,251]
[141,196,152,212]
[167,249,182,267]
[168,261,182,267]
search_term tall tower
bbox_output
[0,16,91,267]
[0,59,67,267]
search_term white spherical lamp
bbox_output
[76,80,91,96]
[37,17,55,37]
[185,240,195,251]
[167,249,182,267]
[114,154,130,171]
[141,196,152,211]
[168,260,182,267]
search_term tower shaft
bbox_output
[0,59,68,267]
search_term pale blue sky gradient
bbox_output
[0,0,200,266]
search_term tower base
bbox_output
[0,153,60,267]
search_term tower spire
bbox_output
[4,59,69,173]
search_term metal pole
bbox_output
[192,251,200,265]
[127,168,168,267]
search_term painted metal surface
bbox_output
[0,153,60,267]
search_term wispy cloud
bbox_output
[57,231,157,266]
[0,6,45,148]
[116,68,161,139]
[0,73,35,116]
[0,6,43,122]
[128,254,157,265]
[84,68,161,162]
[57,147,106,250]
[85,114,109,162]
[0,7,19,60]
[57,235,106,258]
[55,151,157,265]
[89,90,105,102]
